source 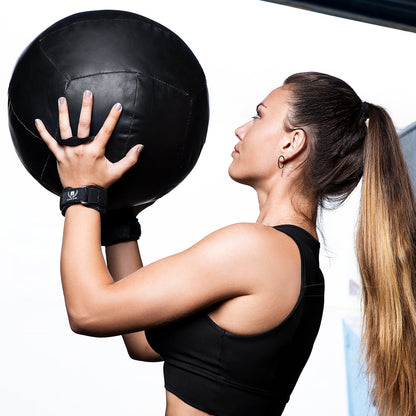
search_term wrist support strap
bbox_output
[101,208,141,246]
[60,185,108,216]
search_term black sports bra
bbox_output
[145,224,325,415]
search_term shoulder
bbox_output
[196,222,298,254]
[187,223,300,284]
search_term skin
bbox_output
[35,86,318,415]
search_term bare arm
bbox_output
[59,205,259,336]
[106,241,162,362]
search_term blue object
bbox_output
[343,320,378,416]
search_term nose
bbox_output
[235,120,251,141]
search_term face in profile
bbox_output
[229,86,292,189]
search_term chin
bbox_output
[228,165,253,187]
[228,164,239,183]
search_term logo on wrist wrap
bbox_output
[67,190,79,201]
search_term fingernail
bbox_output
[114,103,122,111]
[35,119,41,126]
[137,144,144,153]
[84,90,92,98]
[58,97,66,106]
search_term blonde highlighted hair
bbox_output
[284,72,416,416]
[357,104,416,416]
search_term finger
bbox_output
[58,97,73,140]
[95,103,122,147]
[111,144,143,181]
[77,90,93,138]
[35,119,63,158]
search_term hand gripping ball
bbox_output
[8,10,209,210]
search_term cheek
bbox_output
[244,136,277,171]
[252,153,277,178]
[229,143,277,183]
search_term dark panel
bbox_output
[262,0,416,33]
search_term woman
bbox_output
[35,72,416,416]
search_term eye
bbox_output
[252,110,260,120]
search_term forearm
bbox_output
[106,241,143,280]
[105,238,162,362]
[61,204,112,328]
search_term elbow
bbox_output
[126,344,163,362]
[67,306,101,336]
[127,350,161,362]
[127,349,141,361]
[69,316,91,336]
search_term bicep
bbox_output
[85,223,273,336]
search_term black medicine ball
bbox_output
[8,10,209,210]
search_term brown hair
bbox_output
[284,72,416,416]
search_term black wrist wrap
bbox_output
[101,208,141,246]
[60,185,108,216]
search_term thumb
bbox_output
[112,144,143,179]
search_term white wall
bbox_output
[1,1,415,414]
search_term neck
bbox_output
[254,177,318,236]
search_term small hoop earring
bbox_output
[277,155,285,176]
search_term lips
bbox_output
[234,146,239,153]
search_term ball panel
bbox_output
[106,75,194,209]
[8,102,51,186]
[59,72,198,210]
[40,153,61,195]
[9,41,67,142]
[40,11,205,95]
[64,72,140,149]
[181,86,210,174]
[8,41,67,194]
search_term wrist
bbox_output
[60,185,108,216]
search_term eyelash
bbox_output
[252,111,260,120]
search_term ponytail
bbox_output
[357,104,416,416]
[283,72,416,415]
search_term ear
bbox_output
[281,129,307,161]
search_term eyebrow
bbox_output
[256,102,267,112]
